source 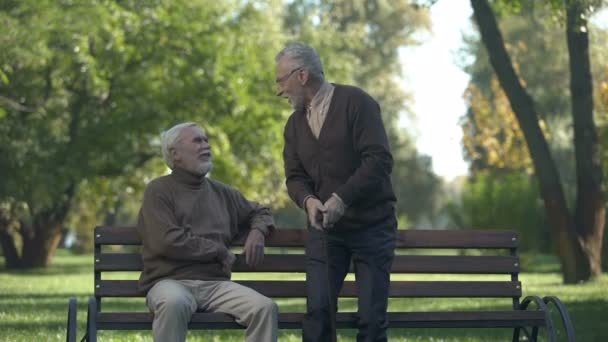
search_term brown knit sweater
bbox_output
[136,167,274,293]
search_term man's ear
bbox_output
[171,147,180,164]
[298,68,309,86]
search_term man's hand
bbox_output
[243,229,265,267]
[322,194,345,229]
[305,197,326,231]
[220,248,236,274]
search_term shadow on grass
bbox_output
[0,292,91,299]
[0,264,92,276]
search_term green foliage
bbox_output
[65,160,162,253]
[492,0,605,23]
[0,0,290,257]
[448,172,552,253]
[392,152,441,225]
[0,0,289,204]
[0,1,437,262]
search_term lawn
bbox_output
[0,250,606,342]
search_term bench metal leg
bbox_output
[543,296,576,342]
[84,297,97,342]
[513,327,536,342]
[518,295,556,342]
[66,297,77,342]
[512,326,520,342]
[531,325,539,341]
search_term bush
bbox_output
[447,172,552,253]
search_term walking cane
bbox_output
[320,231,337,342]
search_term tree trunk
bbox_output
[19,220,64,268]
[0,208,21,268]
[2,185,76,269]
[0,228,21,269]
[470,0,592,283]
[565,0,605,280]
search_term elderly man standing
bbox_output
[136,122,278,342]
[276,43,397,342]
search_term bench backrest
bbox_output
[94,226,521,310]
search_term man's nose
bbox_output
[276,84,285,97]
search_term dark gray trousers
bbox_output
[302,219,396,342]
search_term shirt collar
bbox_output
[309,81,334,113]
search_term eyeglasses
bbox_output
[276,66,303,84]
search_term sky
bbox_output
[399,0,473,182]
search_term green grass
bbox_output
[0,250,606,342]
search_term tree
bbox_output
[462,78,537,175]
[461,4,608,197]
[469,0,605,283]
[0,0,287,268]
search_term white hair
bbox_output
[161,122,198,169]
[275,42,325,81]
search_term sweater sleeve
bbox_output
[334,93,393,206]
[228,187,275,236]
[138,181,228,262]
[283,114,315,208]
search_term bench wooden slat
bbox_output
[95,280,521,298]
[97,310,545,330]
[396,230,517,248]
[97,253,519,274]
[398,255,519,274]
[95,226,142,245]
[95,226,518,249]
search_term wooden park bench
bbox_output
[66,226,575,341]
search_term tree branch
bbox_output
[0,96,37,113]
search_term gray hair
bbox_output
[275,43,325,81]
[161,122,198,169]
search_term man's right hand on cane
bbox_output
[305,197,326,231]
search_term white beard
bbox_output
[194,160,214,176]
[289,95,305,112]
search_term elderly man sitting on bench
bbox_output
[136,122,278,342]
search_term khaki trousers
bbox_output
[146,279,278,342]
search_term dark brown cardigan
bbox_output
[283,84,396,230]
